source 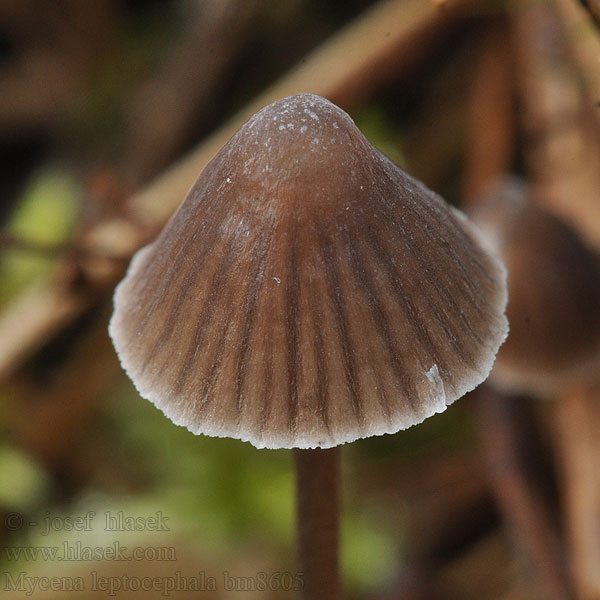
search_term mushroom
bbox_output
[470,177,600,396]
[109,94,508,599]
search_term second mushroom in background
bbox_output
[470,177,600,397]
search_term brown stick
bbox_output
[555,0,600,127]
[12,311,119,472]
[512,1,600,249]
[477,387,571,600]
[555,384,600,600]
[461,20,515,205]
[122,0,263,184]
[574,0,600,31]
[294,447,342,600]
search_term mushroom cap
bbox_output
[109,94,508,449]
[471,177,600,395]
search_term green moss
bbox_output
[0,169,80,303]
[0,445,50,511]
[342,511,397,594]
[352,105,406,168]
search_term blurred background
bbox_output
[1,0,600,598]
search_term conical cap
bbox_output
[110,94,508,449]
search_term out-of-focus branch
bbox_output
[122,0,264,185]
[405,33,477,188]
[0,0,113,132]
[0,0,474,383]
[0,269,91,379]
[11,312,119,473]
[556,0,600,124]
[461,20,515,204]
[512,1,600,249]
[513,5,600,598]
[573,0,600,31]
[555,385,600,600]
[358,442,497,598]
[477,387,570,600]
[0,220,146,382]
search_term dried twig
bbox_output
[0,269,92,380]
[574,0,600,31]
[555,385,600,600]
[12,312,119,473]
[0,0,113,132]
[122,0,264,184]
[477,387,570,600]
[512,1,600,249]
[461,20,515,204]
[556,0,600,123]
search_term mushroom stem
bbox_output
[294,447,342,600]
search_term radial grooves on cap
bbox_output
[341,229,396,423]
[360,220,443,377]
[110,94,508,449]
[318,226,366,432]
[137,216,230,370]
[306,287,332,436]
[131,243,181,337]
[365,215,468,389]
[403,228,487,351]
[141,254,204,374]
[415,205,494,353]
[377,202,487,357]
[257,329,274,443]
[418,197,495,310]
[304,242,342,442]
[173,235,240,393]
[342,225,419,413]
[132,200,227,342]
[235,229,272,429]
[189,291,239,424]
[122,244,183,357]
[373,217,481,374]
[285,223,301,437]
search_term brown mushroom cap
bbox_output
[109,94,508,449]
[471,178,600,395]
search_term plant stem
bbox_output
[294,447,342,600]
